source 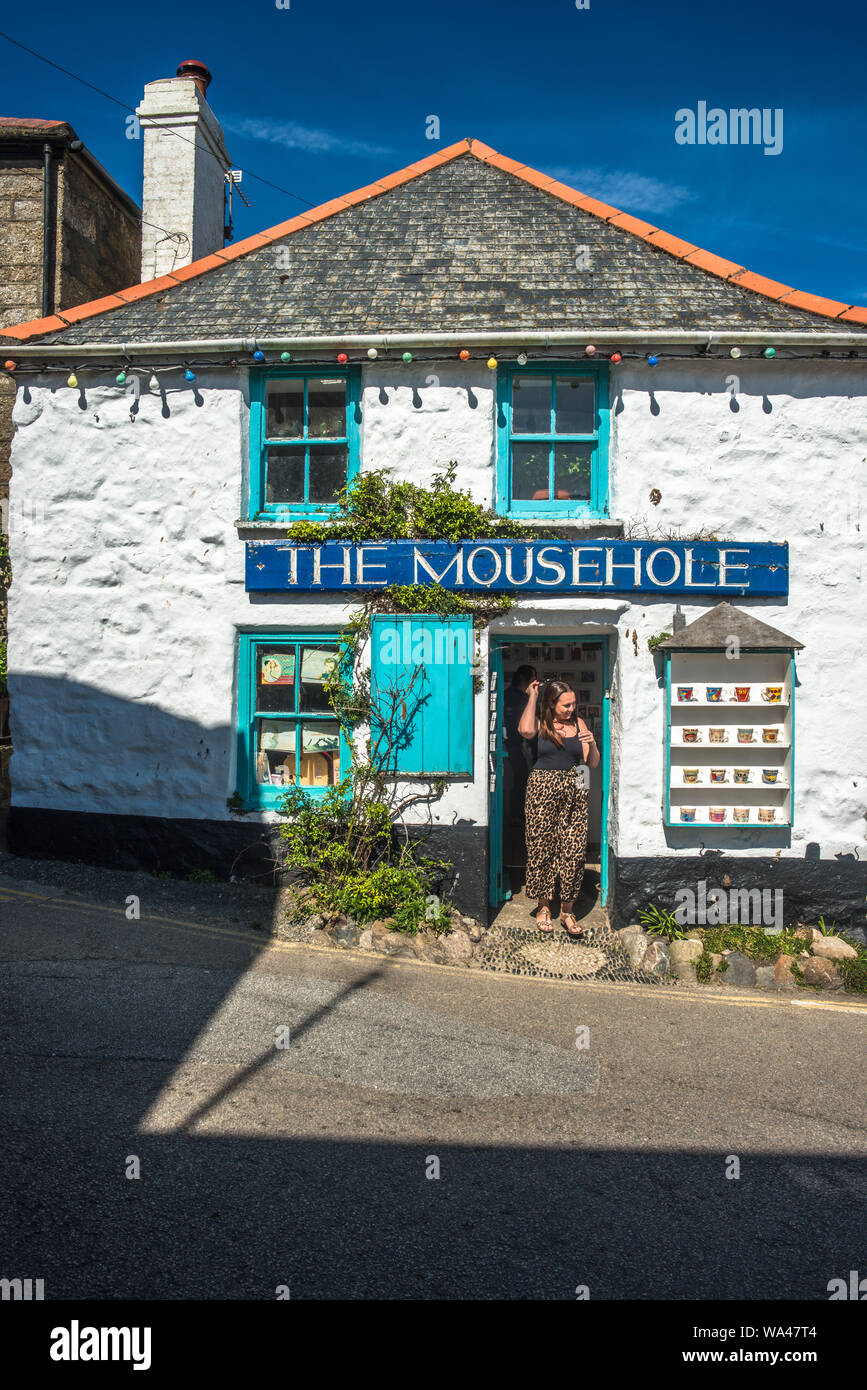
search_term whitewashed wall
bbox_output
[7,358,866,868]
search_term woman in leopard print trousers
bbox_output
[518,678,599,938]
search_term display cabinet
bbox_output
[656,603,803,831]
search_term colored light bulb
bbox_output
[149,374,159,391]
[3,360,16,371]
[367,348,378,359]
[763,347,776,358]
[67,372,78,388]
[116,370,127,384]
[609,351,622,364]
[185,368,196,382]
[253,349,265,362]
[337,352,349,364]
[516,352,528,365]
[459,349,470,361]
[730,347,742,359]
[647,354,658,366]
[402,352,413,363]
[280,352,292,363]
[487,356,498,370]
[585,344,596,356]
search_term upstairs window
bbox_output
[250,368,360,519]
[496,364,609,518]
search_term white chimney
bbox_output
[137,60,230,282]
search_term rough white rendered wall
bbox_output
[7,359,867,868]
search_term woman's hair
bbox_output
[537,679,577,747]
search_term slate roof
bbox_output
[657,602,804,650]
[3,139,866,346]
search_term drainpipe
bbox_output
[41,142,55,319]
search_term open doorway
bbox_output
[488,636,610,924]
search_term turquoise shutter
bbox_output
[371,615,473,776]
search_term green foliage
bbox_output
[226,791,249,815]
[838,951,867,993]
[695,949,714,983]
[697,923,805,964]
[284,463,533,544]
[0,636,6,696]
[817,915,839,936]
[638,903,686,941]
[187,868,217,884]
[646,631,671,652]
[373,582,512,625]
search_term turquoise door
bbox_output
[488,637,610,911]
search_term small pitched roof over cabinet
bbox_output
[656,601,804,651]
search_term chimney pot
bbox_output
[176,59,212,96]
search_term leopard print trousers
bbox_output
[524,767,589,902]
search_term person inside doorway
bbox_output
[518,678,600,939]
[503,664,536,824]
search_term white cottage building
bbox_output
[2,133,866,927]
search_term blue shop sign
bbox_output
[245,539,788,596]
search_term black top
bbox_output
[534,729,585,771]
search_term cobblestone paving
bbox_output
[476,916,667,984]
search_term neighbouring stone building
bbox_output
[2,135,866,929]
[0,118,141,499]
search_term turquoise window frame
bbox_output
[249,366,361,521]
[235,631,352,809]
[495,361,610,518]
[370,614,474,778]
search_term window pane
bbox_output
[265,450,305,504]
[299,721,340,787]
[555,377,595,434]
[512,376,551,434]
[553,443,593,500]
[308,446,347,502]
[256,647,296,713]
[299,645,339,711]
[512,443,550,500]
[256,721,297,787]
[266,379,304,438]
[308,378,346,438]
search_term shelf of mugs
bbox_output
[671,804,786,827]
[672,686,788,708]
[669,773,789,790]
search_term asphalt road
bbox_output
[0,872,865,1300]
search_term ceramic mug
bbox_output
[677,686,696,702]
[762,769,779,784]
[734,769,750,783]
[762,728,780,743]
[732,686,751,702]
[762,686,783,703]
[709,807,727,823]
[758,807,776,823]
[710,768,727,783]
[705,686,723,702]
[733,808,750,823]
[680,807,696,822]
[709,728,728,743]
[737,727,755,743]
[682,728,700,743]
[682,769,699,783]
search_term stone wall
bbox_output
[56,152,140,314]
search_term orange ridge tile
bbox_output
[215,233,275,261]
[170,254,231,281]
[728,270,793,300]
[0,315,67,340]
[57,295,128,324]
[116,275,179,303]
[571,194,623,221]
[839,305,867,325]
[641,229,697,258]
[778,289,852,318]
[684,248,745,279]
[607,212,658,238]
[482,152,527,175]
[517,166,555,191]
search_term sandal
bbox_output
[536,907,554,936]
[562,912,585,940]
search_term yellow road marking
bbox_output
[0,883,865,1015]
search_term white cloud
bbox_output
[544,166,696,216]
[223,116,392,159]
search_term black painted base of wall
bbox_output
[7,807,490,922]
[612,856,867,931]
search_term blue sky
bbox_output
[2,0,866,303]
